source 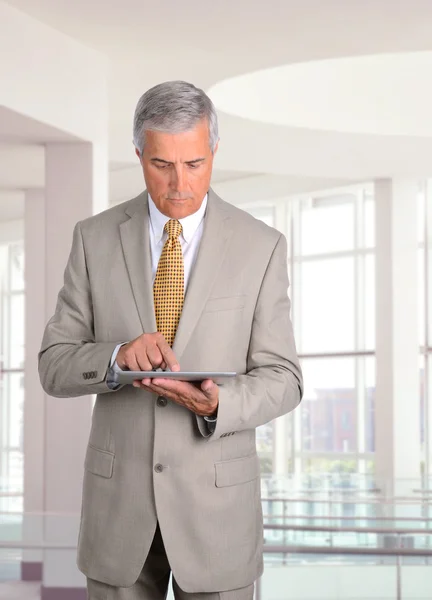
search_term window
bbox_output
[243,205,278,473]
[243,186,375,485]
[0,242,25,513]
[418,180,432,481]
[292,188,375,481]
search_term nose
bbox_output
[170,165,186,193]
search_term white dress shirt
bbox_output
[148,193,207,287]
[110,193,208,365]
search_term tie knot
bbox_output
[165,219,182,240]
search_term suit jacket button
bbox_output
[154,464,164,473]
[157,397,167,407]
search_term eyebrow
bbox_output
[150,157,206,165]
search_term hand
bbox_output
[116,332,180,373]
[133,377,219,417]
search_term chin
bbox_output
[164,200,196,219]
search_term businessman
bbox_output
[39,81,303,599]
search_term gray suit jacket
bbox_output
[38,189,303,593]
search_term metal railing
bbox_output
[255,522,432,600]
[256,545,432,600]
[1,520,432,600]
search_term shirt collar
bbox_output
[148,193,208,244]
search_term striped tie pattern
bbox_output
[153,219,184,347]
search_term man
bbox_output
[39,81,303,600]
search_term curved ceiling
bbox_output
[209,52,432,136]
[3,0,432,193]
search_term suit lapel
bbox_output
[172,189,233,360]
[120,192,157,334]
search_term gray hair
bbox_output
[133,81,219,155]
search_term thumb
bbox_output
[201,379,214,395]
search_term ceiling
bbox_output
[2,0,432,221]
[209,51,432,136]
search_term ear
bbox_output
[213,139,220,156]
[135,147,142,163]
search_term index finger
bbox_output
[156,336,180,372]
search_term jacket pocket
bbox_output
[215,453,260,487]
[84,444,115,479]
[203,295,246,313]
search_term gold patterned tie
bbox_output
[153,219,185,347]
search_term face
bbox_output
[136,119,218,220]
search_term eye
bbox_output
[155,164,169,170]
[187,163,200,169]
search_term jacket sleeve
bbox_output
[38,222,123,398]
[196,233,303,440]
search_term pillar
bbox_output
[375,179,421,502]
[23,142,108,599]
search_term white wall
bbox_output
[0,1,108,143]
[0,220,24,244]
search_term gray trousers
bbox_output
[86,523,255,600]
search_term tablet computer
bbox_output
[112,370,237,386]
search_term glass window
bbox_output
[364,254,375,351]
[364,195,375,248]
[420,354,425,461]
[299,257,355,353]
[9,244,25,293]
[0,243,25,511]
[298,195,355,256]
[364,356,375,453]
[244,206,275,228]
[256,422,274,474]
[9,294,25,369]
[419,248,425,348]
[243,204,277,469]
[300,357,357,454]
[7,372,24,449]
[285,186,375,483]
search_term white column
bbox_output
[375,179,421,501]
[427,180,432,482]
[23,142,108,596]
[273,416,290,477]
[43,143,108,597]
[22,189,45,580]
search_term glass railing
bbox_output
[1,509,432,600]
[3,472,432,518]
[258,545,432,600]
[2,481,432,600]
[261,474,432,498]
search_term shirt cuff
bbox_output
[106,343,127,389]
[203,407,218,434]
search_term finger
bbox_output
[146,344,164,369]
[151,378,193,393]
[133,378,155,389]
[133,379,149,388]
[146,378,193,399]
[123,350,140,372]
[135,349,153,371]
[201,379,216,395]
[155,335,180,372]
[142,382,180,402]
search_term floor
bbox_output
[0,582,40,600]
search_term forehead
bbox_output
[144,120,210,154]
